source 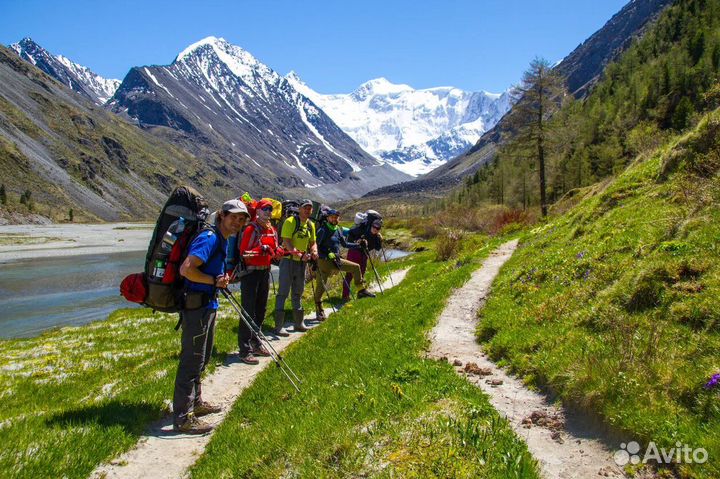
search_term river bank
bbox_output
[0,223,153,263]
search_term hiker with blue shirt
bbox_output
[172,199,248,434]
[314,209,375,320]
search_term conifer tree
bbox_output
[504,57,566,216]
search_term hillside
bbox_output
[478,108,720,478]
[364,0,674,199]
[0,45,230,223]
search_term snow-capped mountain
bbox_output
[286,73,511,176]
[108,37,407,199]
[11,38,120,104]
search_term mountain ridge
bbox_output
[286,72,511,176]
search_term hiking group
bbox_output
[121,186,386,434]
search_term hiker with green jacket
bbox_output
[275,199,318,334]
[314,209,375,320]
[174,199,248,434]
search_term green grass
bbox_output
[0,305,242,479]
[476,111,720,479]
[0,234,537,478]
[188,238,538,478]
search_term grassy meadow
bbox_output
[477,110,720,478]
[0,229,538,478]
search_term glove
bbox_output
[261,245,272,255]
[275,247,285,257]
[328,252,336,260]
[358,238,368,249]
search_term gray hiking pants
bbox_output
[173,306,216,426]
[275,258,306,312]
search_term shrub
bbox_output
[435,229,465,261]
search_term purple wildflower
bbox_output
[704,373,720,390]
[576,251,586,260]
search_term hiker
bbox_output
[343,217,383,300]
[238,199,284,365]
[314,209,375,319]
[275,199,318,335]
[174,199,248,434]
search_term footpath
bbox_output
[429,239,624,479]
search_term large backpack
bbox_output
[120,186,210,313]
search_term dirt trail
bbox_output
[92,267,410,479]
[429,240,624,479]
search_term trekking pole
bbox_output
[364,246,384,294]
[221,289,301,388]
[270,268,277,296]
[380,246,395,287]
[220,289,301,392]
[313,261,337,313]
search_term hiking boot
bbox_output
[273,310,289,337]
[239,352,259,365]
[194,400,222,416]
[315,302,326,322]
[253,343,271,357]
[173,414,213,434]
[293,309,308,332]
[357,289,376,299]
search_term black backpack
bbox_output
[278,200,302,238]
[121,186,211,313]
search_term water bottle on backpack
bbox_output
[152,217,186,280]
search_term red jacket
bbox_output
[240,222,279,268]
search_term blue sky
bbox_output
[1,0,628,94]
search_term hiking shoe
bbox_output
[357,289,376,299]
[315,303,326,322]
[239,352,259,365]
[173,414,213,434]
[273,327,290,337]
[274,311,290,337]
[293,309,308,331]
[253,344,271,357]
[194,400,222,416]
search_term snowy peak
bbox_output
[351,77,412,101]
[173,36,278,96]
[286,72,513,176]
[10,37,120,104]
[110,37,394,197]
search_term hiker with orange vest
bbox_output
[238,199,284,365]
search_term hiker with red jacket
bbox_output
[238,199,284,365]
[174,199,248,434]
[343,216,383,300]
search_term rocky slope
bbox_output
[11,38,120,105]
[0,45,232,223]
[108,37,408,199]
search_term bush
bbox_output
[435,229,465,261]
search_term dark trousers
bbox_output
[239,268,270,354]
[173,307,216,426]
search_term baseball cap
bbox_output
[222,199,249,215]
[300,199,313,207]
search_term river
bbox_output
[0,247,411,339]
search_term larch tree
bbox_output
[504,57,566,216]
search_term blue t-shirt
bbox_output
[185,227,227,310]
